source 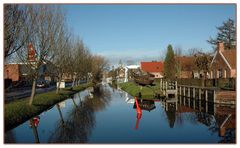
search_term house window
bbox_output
[219,69,223,78]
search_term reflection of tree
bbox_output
[48,98,95,143]
[56,104,65,125]
[48,85,112,143]
[88,85,112,112]
[165,103,176,128]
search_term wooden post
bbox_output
[188,87,190,98]
[199,88,201,100]
[213,90,216,103]
[179,86,182,96]
[205,101,208,113]
[162,79,163,90]
[160,79,162,91]
[175,81,177,93]
[193,88,195,98]
[166,81,168,90]
[183,87,186,96]
[205,90,208,102]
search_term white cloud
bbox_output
[96,48,165,67]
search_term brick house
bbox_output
[4,62,57,87]
[4,64,21,82]
[140,61,164,78]
[210,42,236,78]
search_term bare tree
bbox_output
[51,21,72,94]
[194,52,212,86]
[90,55,108,85]
[4,4,34,59]
[16,5,66,105]
[188,48,203,56]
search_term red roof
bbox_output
[141,61,164,73]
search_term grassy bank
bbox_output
[119,82,162,99]
[5,83,92,131]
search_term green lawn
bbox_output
[119,82,163,99]
[5,83,92,131]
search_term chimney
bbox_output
[217,42,224,52]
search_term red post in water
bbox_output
[135,97,142,130]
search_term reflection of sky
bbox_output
[5,85,234,143]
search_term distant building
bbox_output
[4,62,57,87]
[210,42,236,78]
[117,66,125,79]
[140,61,164,78]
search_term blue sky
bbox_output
[62,4,236,66]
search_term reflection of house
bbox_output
[140,61,164,78]
[133,99,156,112]
[210,42,236,78]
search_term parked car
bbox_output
[36,80,50,88]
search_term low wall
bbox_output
[176,78,236,90]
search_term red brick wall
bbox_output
[4,64,20,81]
[211,52,234,78]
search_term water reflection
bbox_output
[48,85,111,143]
[29,116,40,143]
[175,96,236,143]
[4,84,236,143]
[133,98,157,130]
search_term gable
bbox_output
[211,51,231,69]
[211,49,236,70]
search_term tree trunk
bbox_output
[29,78,36,105]
[56,79,61,94]
[71,76,75,88]
[56,74,62,94]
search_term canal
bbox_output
[5,84,236,143]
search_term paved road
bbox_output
[5,86,56,103]
[5,82,73,103]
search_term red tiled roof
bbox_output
[221,49,236,69]
[141,61,164,73]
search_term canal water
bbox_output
[5,84,236,143]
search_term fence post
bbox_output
[199,88,201,100]
[188,87,190,98]
[183,86,186,96]
[193,88,195,98]
[179,86,182,96]
[213,90,216,103]
[205,90,208,102]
